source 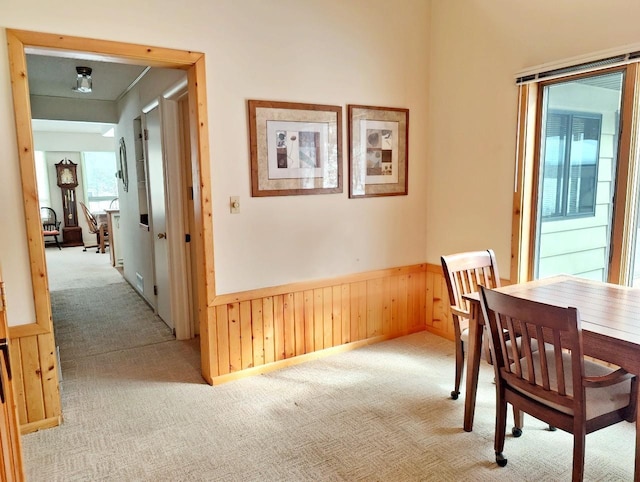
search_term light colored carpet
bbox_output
[51,283,175,361]
[45,246,124,292]
[21,331,634,481]
[45,246,175,361]
[23,247,634,480]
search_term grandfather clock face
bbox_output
[55,159,79,227]
[55,160,78,188]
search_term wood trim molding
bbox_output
[212,264,427,306]
[8,323,48,339]
[6,31,217,436]
[19,416,61,435]
[9,29,200,68]
[608,64,639,284]
[511,83,538,284]
[6,30,53,335]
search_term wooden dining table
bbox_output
[462,274,640,478]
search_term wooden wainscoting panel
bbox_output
[227,302,241,373]
[323,286,333,349]
[292,292,304,357]
[388,275,398,335]
[251,299,265,367]
[303,290,314,354]
[397,274,409,334]
[410,271,427,333]
[352,281,366,343]
[8,330,61,433]
[18,336,45,424]
[332,285,342,347]
[215,305,230,376]
[263,297,275,364]
[208,264,432,383]
[313,288,324,351]
[37,332,61,419]
[340,284,350,345]
[8,342,26,425]
[366,278,383,338]
[425,264,454,341]
[274,295,286,362]
[200,305,217,384]
[239,300,253,369]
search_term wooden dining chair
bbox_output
[40,206,61,250]
[441,249,501,400]
[80,202,109,253]
[479,285,636,480]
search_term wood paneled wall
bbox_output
[425,263,454,341]
[8,262,453,432]
[9,332,60,434]
[204,263,453,384]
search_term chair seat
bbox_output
[512,349,632,420]
[505,336,539,354]
[460,327,469,344]
[462,329,538,356]
[43,230,59,236]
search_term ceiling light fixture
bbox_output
[73,66,92,93]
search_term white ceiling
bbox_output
[31,119,115,135]
[27,53,148,134]
[26,54,148,102]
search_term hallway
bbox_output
[21,246,202,479]
[45,246,177,361]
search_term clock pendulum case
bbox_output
[54,158,84,247]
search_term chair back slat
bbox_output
[441,250,500,313]
[40,206,59,230]
[504,316,522,376]
[554,332,567,396]
[480,286,583,411]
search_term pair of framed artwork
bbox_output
[248,100,409,198]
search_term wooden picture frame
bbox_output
[348,105,409,198]
[248,100,342,196]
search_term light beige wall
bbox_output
[0,30,33,326]
[115,68,186,306]
[427,0,640,274]
[0,0,431,327]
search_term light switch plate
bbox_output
[230,196,240,214]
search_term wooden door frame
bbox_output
[511,65,638,285]
[5,29,216,382]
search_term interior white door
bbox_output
[145,106,173,330]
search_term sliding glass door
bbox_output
[533,71,625,281]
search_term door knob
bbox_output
[157,232,166,239]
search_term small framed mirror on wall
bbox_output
[118,136,129,192]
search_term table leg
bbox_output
[99,225,106,253]
[463,302,483,432]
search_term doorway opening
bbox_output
[6,29,217,431]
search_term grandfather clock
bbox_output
[55,159,83,247]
